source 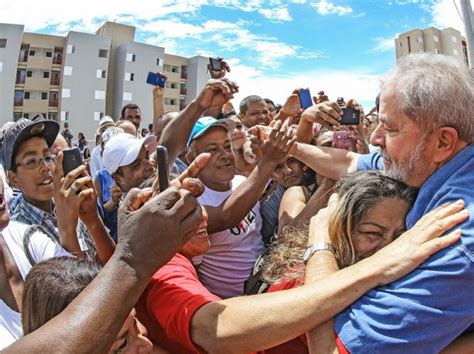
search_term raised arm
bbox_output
[4,186,203,353]
[159,79,238,171]
[205,121,295,234]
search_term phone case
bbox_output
[146,72,166,88]
[62,147,83,176]
[340,108,360,125]
[298,89,313,109]
[209,58,223,71]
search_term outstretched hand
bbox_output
[195,79,239,110]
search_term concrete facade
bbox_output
[0,21,210,139]
[0,24,24,123]
[396,27,468,66]
[114,42,165,128]
[60,31,111,139]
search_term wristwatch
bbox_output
[303,242,337,264]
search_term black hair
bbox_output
[239,95,263,115]
[121,103,140,119]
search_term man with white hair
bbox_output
[289,54,474,353]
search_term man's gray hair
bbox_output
[380,53,473,143]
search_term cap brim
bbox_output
[187,119,232,147]
[119,135,157,167]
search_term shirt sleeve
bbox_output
[335,201,474,353]
[28,229,72,262]
[144,255,220,353]
[356,152,384,171]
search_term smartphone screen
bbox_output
[298,89,313,110]
[340,107,360,125]
[209,57,223,71]
[156,145,169,192]
[146,72,166,88]
[62,147,83,176]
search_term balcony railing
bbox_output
[179,103,187,111]
[19,53,28,62]
[49,98,58,107]
[14,98,24,106]
[52,54,63,65]
[50,78,60,86]
[181,72,188,79]
[16,78,25,85]
[180,88,187,95]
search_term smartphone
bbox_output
[156,145,169,192]
[298,89,313,110]
[209,57,223,71]
[62,147,83,176]
[146,72,166,88]
[340,107,360,125]
[333,131,357,152]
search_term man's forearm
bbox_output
[4,254,149,353]
[160,100,205,169]
[206,158,275,233]
[296,118,314,144]
[290,142,359,180]
[192,257,389,353]
[153,94,164,120]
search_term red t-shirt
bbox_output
[136,253,220,354]
[262,278,350,354]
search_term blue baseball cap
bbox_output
[187,116,232,147]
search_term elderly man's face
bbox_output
[370,92,437,188]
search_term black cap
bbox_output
[3,116,59,171]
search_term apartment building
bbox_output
[395,27,469,66]
[0,21,209,139]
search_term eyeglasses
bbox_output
[15,154,56,169]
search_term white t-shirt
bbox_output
[194,175,264,298]
[0,221,71,349]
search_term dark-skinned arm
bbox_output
[205,121,294,234]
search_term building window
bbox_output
[399,41,402,47]
[126,53,136,62]
[434,49,440,54]
[96,69,106,78]
[41,92,48,100]
[452,36,457,43]
[64,66,73,76]
[24,92,31,99]
[67,44,75,54]
[43,71,50,79]
[433,35,439,43]
[95,90,105,100]
[61,111,69,121]
[98,49,108,58]
[47,112,57,121]
[29,50,36,56]
[26,70,32,78]
[416,36,423,43]
[123,92,132,101]
[46,51,52,57]
[94,112,104,121]
[62,88,71,98]
[13,112,23,121]
[0,38,7,48]
[0,62,3,72]
[453,49,459,56]
[157,58,162,66]
[125,72,135,81]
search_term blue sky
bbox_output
[0,0,465,109]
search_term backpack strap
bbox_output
[22,224,59,267]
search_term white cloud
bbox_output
[226,61,380,111]
[430,0,465,35]
[258,7,293,22]
[370,36,397,53]
[311,0,353,16]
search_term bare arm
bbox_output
[191,201,466,354]
[277,186,307,233]
[290,142,359,180]
[4,186,204,353]
[152,85,165,120]
[205,122,294,234]
[159,79,238,171]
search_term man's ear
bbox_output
[111,172,121,185]
[432,127,459,164]
[7,170,19,189]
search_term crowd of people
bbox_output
[0,53,472,353]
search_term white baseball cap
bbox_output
[103,133,156,174]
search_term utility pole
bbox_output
[459,0,474,74]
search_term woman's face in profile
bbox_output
[351,197,410,262]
